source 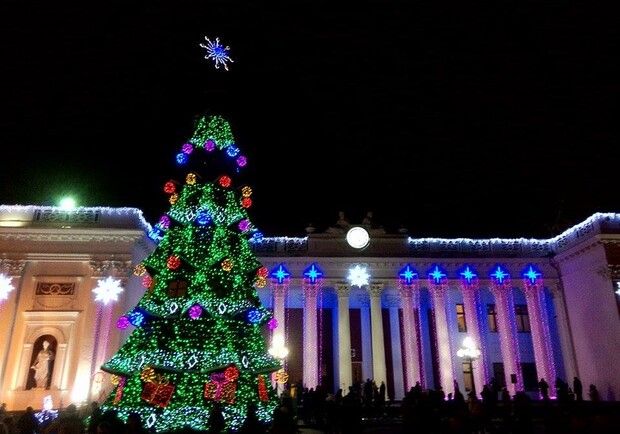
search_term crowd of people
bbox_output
[1,376,617,434]
[0,402,149,434]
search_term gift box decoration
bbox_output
[111,376,126,406]
[141,373,175,408]
[204,365,239,404]
[257,374,269,402]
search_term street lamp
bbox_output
[269,335,289,396]
[456,336,481,397]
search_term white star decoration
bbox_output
[0,273,15,300]
[92,276,123,305]
[347,265,370,287]
[199,36,234,71]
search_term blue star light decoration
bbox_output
[303,263,324,285]
[271,263,291,284]
[490,265,510,284]
[523,265,542,284]
[460,266,478,285]
[398,264,418,285]
[428,265,447,285]
[200,36,233,71]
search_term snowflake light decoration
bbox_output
[93,276,123,305]
[199,36,233,71]
[347,265,370,287]
[0,273,15,301]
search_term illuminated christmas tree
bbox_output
[100,114,281,432]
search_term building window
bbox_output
[167,280,188,298]
[515,304,531,332]
[456,303,467,332]
[487,304,498,333]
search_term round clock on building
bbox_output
[346,226,370,249]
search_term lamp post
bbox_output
[456,336,481,398]
[269,335,289,396]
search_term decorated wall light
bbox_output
[270,264,291,284]
[490,264,510,284]
[347,265,370,287]
[93,276,124,305]
[398,264,418,285]
[303,263,324,285]
[427,265,447,285]
[459,265,478,285]
[523,264,542,284]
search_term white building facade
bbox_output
[1,205,619,410]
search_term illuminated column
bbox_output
[490,280,523,395]
[0,259,26,395]
[549,283,577,380]
[302,283,319,390]
[523,277,556,398]
[387,295,405,399]
[461,284,487,396]
[359,297,372,378]
[336,283,353,393]
[271,284,288,390]
[399,283,421,390]
[88,260,109,397]
[429,282,454,394]
[369,283,387,386]
[272,284,287,353]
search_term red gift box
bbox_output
[204,372,237,404]
[141,377,175,408]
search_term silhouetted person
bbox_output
[52,404,85,434]
[538,378,550,401]
[17,407,38,434]
[239,403,266,434]
[573,376,583,401]
[588,384,599,402]
[125,412,148,434]
[207,403,225,434]
[99,409,124,433]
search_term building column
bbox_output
[461,284,486,397]
[429,283,454,394]
[387,295,404,400]
[549,283,577,380]
[359,296,372,379]
[302,283,319,390]
[272,284,287,350]
[0,259,26,396]
[523,280,556,397]
[490,281,523,395]
[368,283,387,387]
[399,284,421,391]
[336,283,353,393]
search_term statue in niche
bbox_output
[29,337,55,389]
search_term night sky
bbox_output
[1,1,618,238]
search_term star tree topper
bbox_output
[200,36,234,71]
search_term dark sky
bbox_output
[1,1,618,238]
